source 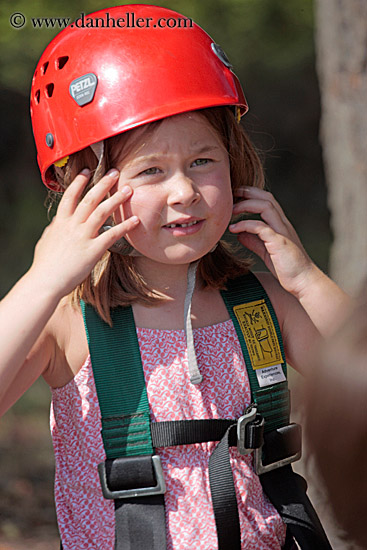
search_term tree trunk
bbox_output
[315,0,367,294]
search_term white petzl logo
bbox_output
[69,73,98,106]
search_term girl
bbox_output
[0,4,349,550]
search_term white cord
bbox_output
[184,261,202,385]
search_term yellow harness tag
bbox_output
[233,299,283,370]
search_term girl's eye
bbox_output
[140,167,161,176]
[192,158,210,167]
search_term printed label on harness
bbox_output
[233,299,283,370]
[256,364,286,387]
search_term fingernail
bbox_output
[236,186,251,194]
[121,185,132,195]
[107,169,119,178]
[130,216,139,223]
[80,168,91,176]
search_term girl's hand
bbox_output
[29,168,139,299]
[229,186,314,298]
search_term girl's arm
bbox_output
[229,187,352,357]
[0,168,139,415]
[0,273,58,415]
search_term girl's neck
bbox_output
[131,256,230,331]
[134,257,194,301]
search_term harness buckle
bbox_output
[253,423,302,475]
[237,405,264,455]
[98,454,166,500]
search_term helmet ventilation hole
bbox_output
[35,90,41,104]
[41,61,49,75]
[46,83,54,98]
[57,56,69,69]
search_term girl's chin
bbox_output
[133,245,217,265]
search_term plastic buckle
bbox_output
[98,454,166,500]
[237,405,259,455]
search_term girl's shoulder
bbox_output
[42,297,89,388]
[252,271,288,329]
[253,271,320,374]
[251,271,309,335]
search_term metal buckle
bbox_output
[98,454,166,500]
[254,446,302,475]
[253,424,302,475]
[237,405,259,455]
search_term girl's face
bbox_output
[116,112,233,265]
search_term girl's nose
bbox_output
[167,174,201,207]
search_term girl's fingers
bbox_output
[234,186,289,220]
[235,186,277,201]
[57,169,91,218]
[233,198,289,234]
[97,216,140,251]
[87,185,133,234]
[230,217,271,235]
[74,169,121,222]
[230,219,291,259]
[237,231,270,264]
[229,219,279,246]
[232,187,302,245]
[234,187,285,214]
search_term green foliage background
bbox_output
[0,0,314,91]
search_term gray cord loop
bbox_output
[184,261,202,385]
[90,140,105,181]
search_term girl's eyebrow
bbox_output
[125,155,162,168]
[190,145,222,154]
[125,145,222,168]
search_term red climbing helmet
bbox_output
[31,4,248,190]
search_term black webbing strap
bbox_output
[114,495,166,550]
[151,419,234,447]
[261,467,332,549]
[208,424,241,550]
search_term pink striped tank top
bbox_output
[51,319,286,549]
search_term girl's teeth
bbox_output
[167,221,199,228]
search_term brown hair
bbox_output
[49,107,265,324]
